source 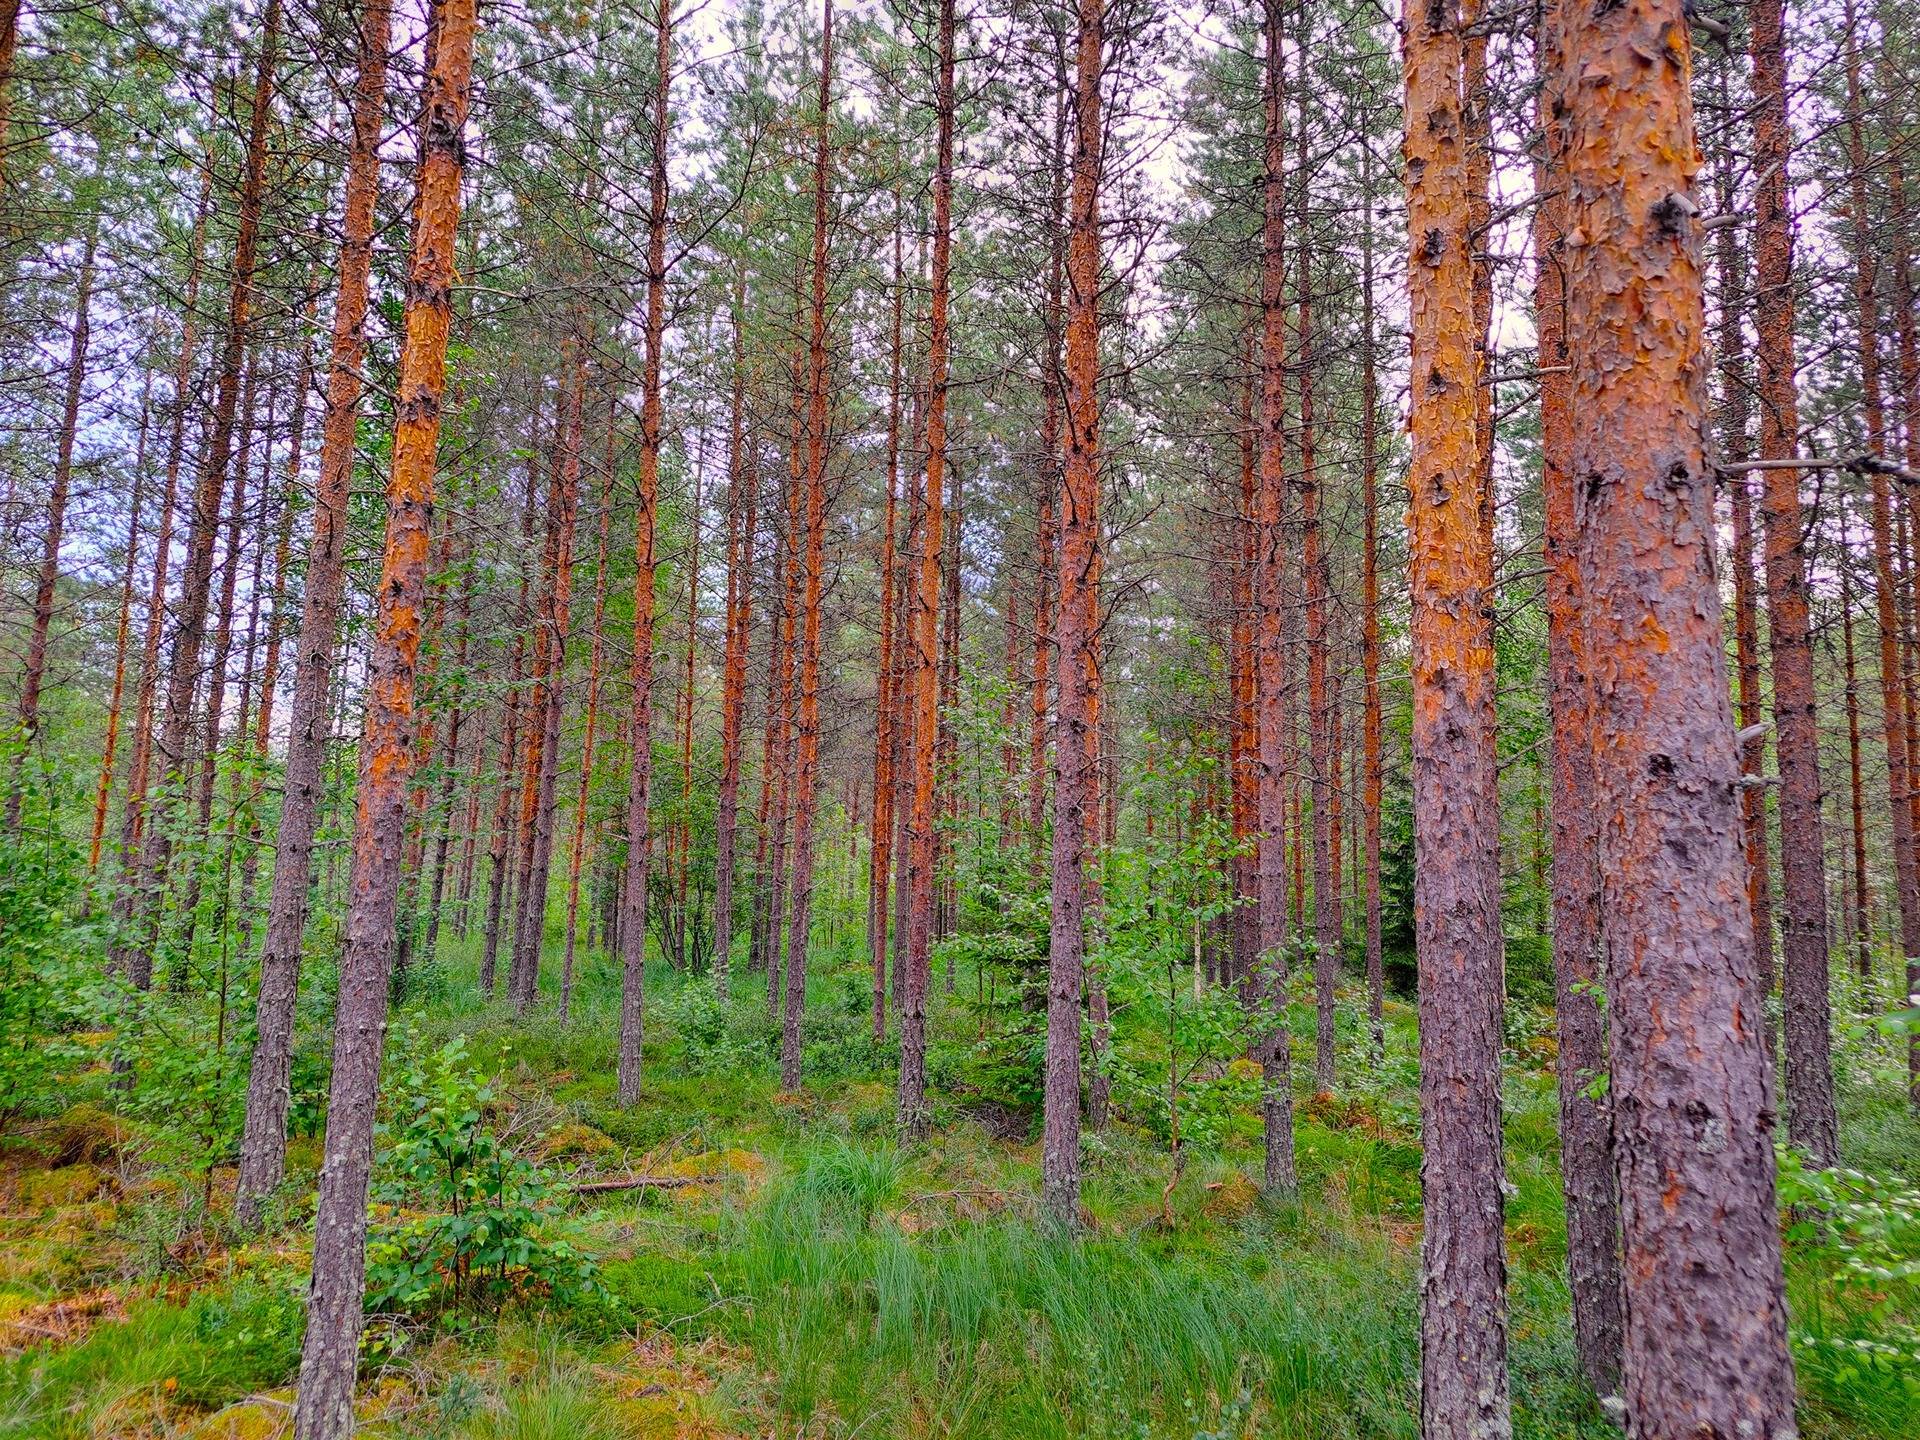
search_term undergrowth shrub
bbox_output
[365,1034,599,1317]
[1778,1148,1920,1433]
[654,975,775,1076]
[0,823,100,1132]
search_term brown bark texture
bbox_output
[900,0,954,1139]
[1534,5,1624,1389]
[1554,0,1799,1426]
[1253,0,1296,1196]
[292,0,474,1425]
[1751,0,1839,1166]
[1040,0,1101,1225]
[1402,0,1510,1428]
[235,0,393,1227]
[781,0,834,1092]
[617,0,671,1107]
[714,284,755,998]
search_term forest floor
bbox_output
[2,921,1917,1440]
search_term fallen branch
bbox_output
[566,1173,720,1196]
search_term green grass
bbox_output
[1,924,1916,1438]
[0,1277,304,1437]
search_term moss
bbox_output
[536,1122,618,1163]
[16,1163,116,1211]
[46,1104,134,1167]
[179,1392,295,1440]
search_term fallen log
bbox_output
[566,1172,721,1196]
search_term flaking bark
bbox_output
[1553,0,1799,1426]
[1402,0,1511,1427]
[292,0,475,1423]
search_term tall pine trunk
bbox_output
[1252,0,1296,1196]
[781,0,835,1091]
[1555,0,1798,1425]
[616,0,671,1105]
[868,214,903,1040]
[1752,0,1839,1166]
[899,0,954,1138]
[562,416,616,1017]
[292,0,475,1421]
[1403,0,1510,1427]
[1039,0,1101,1223]
[1292,29,1334,1094]
[714,281,755,996]
[235,0,393,1226]
[1358,149,1384,1057]
[1534,3,1624,1389]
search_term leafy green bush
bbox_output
[365,1034,599,1315]
[184,1276,306,1404]
[654,975,773,1076]
[0,826,100,1131]
[1779,1147,1920,1431]
[115,987,251,1174]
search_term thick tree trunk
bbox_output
[900,0,955,1138]
[1752,0,1839,1166]
[234,0,393,1227]
[1533,9,1624,1390]
[292,0,474,1423]
[1554,0,1798,1427]
[1403,0,1510,1429]
[1039,0,1101,1223]
[616,0,671,1106]
[1253,0,1296,1196]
